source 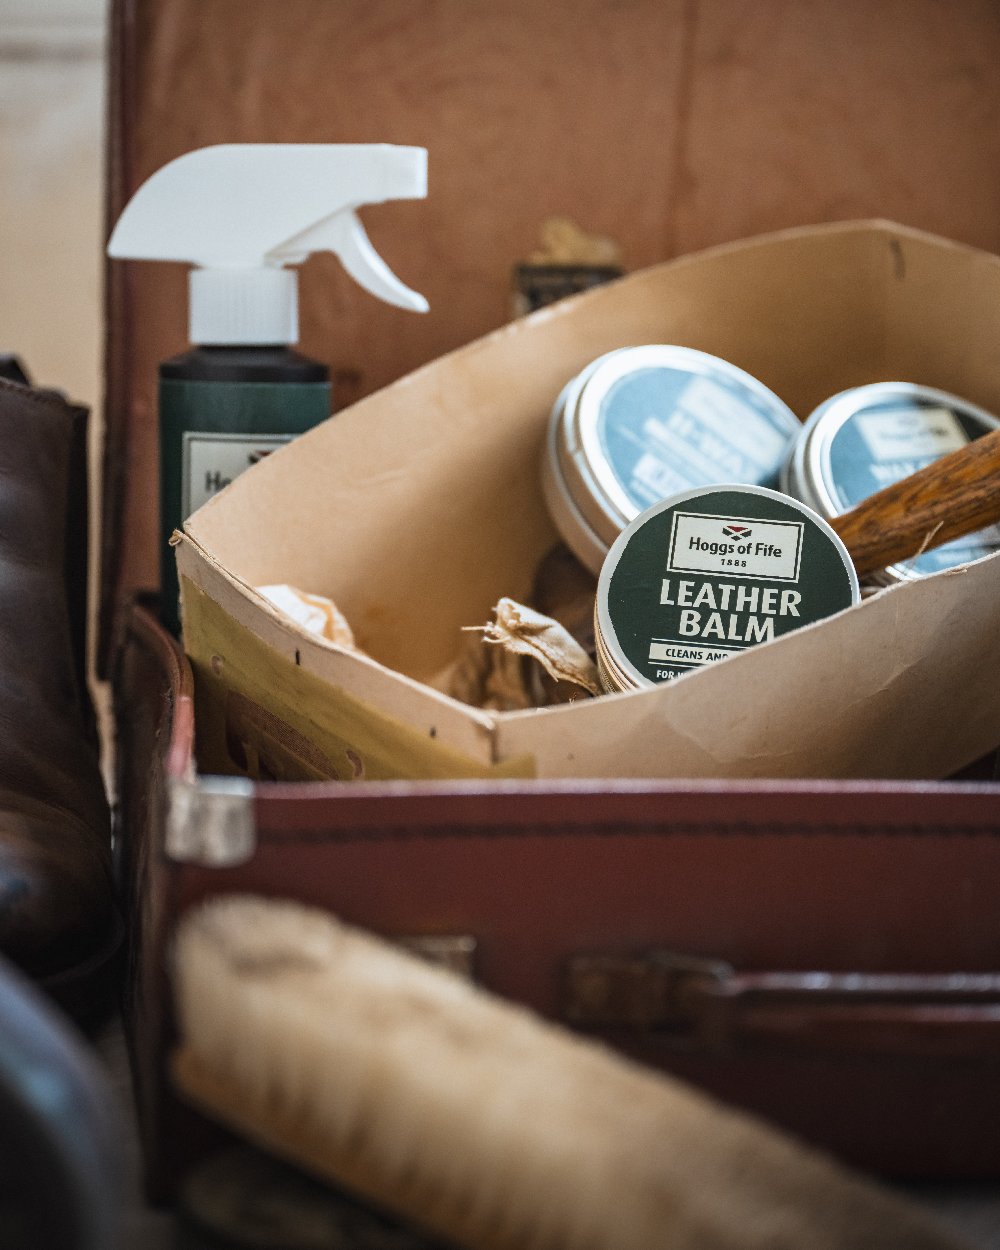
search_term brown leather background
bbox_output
[103,0,1000,659]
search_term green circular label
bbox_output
[598,486,859,686]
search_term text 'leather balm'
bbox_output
[542,346,801,576]
[595,485,860,691]
[782,382,1000,584]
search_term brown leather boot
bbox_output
[0,377,117,1020]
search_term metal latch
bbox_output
[398,935,477,980]
[564,951,732,1043]
[166,775,256,866]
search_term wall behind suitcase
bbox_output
[104,0,1000,637]
[0,0,105,406]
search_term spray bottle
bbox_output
[108,143,428,634]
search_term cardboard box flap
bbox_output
[179,221,1000,781]
[494,555,1000,780]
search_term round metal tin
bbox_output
[544,346,801,575]
[595,483,860,691]
[790,382,1000,584]
[540,353,616,574]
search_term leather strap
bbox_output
[564,952,1000,1058]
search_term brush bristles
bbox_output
[172,896,960,1250]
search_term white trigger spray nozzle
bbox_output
[107,143,429,344]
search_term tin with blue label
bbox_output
[782,382,1000,584]
[542,346,802,576]
[595,484,860,692]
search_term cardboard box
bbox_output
[176,220,1000,782]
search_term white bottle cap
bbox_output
[189,268,298,345]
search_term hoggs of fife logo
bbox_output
[667,511,803,581]
[654,512,807,662]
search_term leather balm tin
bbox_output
[782,382,1000,584]
[595,484,860,691]
[543,346,801,575]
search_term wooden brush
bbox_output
[171,895,966,1250]
[830,424,1000,579]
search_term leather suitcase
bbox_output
[105,0,1000,1196]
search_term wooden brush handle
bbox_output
[830,426,1000,580]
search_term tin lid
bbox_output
[792,382,1000,582]
[544,346,801,575]
[595,483,860,691]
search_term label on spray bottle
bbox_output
[182,431,293,515]
[159,373,331,634]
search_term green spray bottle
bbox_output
[108,143,428,634]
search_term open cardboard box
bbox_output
[175,221,1000,783]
